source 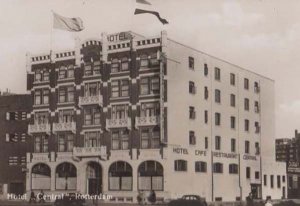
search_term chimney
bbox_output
[296,130,299,138]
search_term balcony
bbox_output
[53,122,76,133]
[73,146,107,159]
[106,118,131,130]
[135,116,160,128]
[28,123,51,134]
[79,95,103,107]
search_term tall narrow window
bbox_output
[204,110,208,124]
[245,141,250,154]
[270,175,274,188]
[189,131,196,145]
[264,175,267,186]
[189,81,196,94]
[189,57,194,69]
[254,81,260,93]
[255,101,260,113]
[204,87,209,100]
[214,67,221,80]
[230,94,236,107]
[205,137,208,149]
[215,136,221,150]
[244,98,249,111]
[246,167,251,179]
[112,130,129,150]
[245,119,249,132]
[204,64,208,76]
[189,107,196,119]
[215,89,221,103]
[230,73,235,86]
[230,116,236,129]
[215,113,221,126]
[231,139,236,152]
[244,78,249,90]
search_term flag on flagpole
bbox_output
[134,0,169,25]
[134,9,168,25]
[53,12,84,32]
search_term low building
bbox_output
[276,130,300,198]
[25,30,286,203]
[0,93,31,199]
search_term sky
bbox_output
[0,0,299,139]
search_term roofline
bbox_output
[167,38,275,82]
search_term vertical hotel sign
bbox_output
[159,51,165,143]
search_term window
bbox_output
[282,175,286,183]
[244,78,249,90]
[84,107,101,125]
[58,134,74,152]
[230,73,235,86]
[215,89,221,103]
[205,137,208,149]
[6,112,17,121]
[149,53,159,67]
[140,76,159,95]
[112,130,129,150]
[264,175,267,186]
[255,122,260,133]
[34,89,49,105]
[111,58,120,73]
[140,54,149,68]
[84,61,100,76]
[231,139,236,152]
[271,175,274,188]
[8,156,18,166]
[230,94,236,107]
[244,98,249,111]
[189,107,196,119]
[85,131,101,147]
[34,112,49,124]
[245,119,249,132]
[245,141,250,154]
[174,160,187,171]
[138,161,163,191]
[230,116,236,129]
[35,69,50,82]
[204,87,209,100]
[195,161,207,173]
[140,102,160,117]
[204,64,208,76]
[84,82,100,96]
[109,161,132,191]
[215,136,221,150]
[58,110,74,123]
[277,175,281,188]
[215,113,221,126]
[229,164,238,174]
[21,112,27,120]
[204,110,208,124]
[141,128,160,149]
[254,101,260,113]
[255,142,260,155]
[58,65,74,79]
[214,67,221,80]
[189,81,196,94]
[189,131,196,145]
[213,163,223,173]
[58,86,74,103]
[246,167,251,179]
[254,81,260,93]
[189,57,194,69]
[111,104,128,119]
[255,171,260,179]
[111,79,130,97]
[34,135,49,153]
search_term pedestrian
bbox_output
[29,190,36,204]
[246,192,253,206]
[137,190,144,205]
[38,190,45,203]
[265,196,273,206]
[148,190,156,205]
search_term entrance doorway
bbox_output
[10,182,24,195]
[251,184,261,199]
[86,162,102,195]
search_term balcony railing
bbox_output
[79,95,103,107]
[106,118,131,130]
[135,116,160,128]
[53,122,76,133]
[73,146,107,159]
[28,123,51,134]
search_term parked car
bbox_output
[168,195,206,206]
[54,193,86,206]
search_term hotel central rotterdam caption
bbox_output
[25,31,286,203]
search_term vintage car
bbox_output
[168,195,207,206]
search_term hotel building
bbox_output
[25,30,286,202]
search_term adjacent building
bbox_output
[276,130,300,198]
[25,30,286,203]
[0,93,31,198]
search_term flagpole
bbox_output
[50,10,54,62]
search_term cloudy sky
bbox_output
[0,0,299,139]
